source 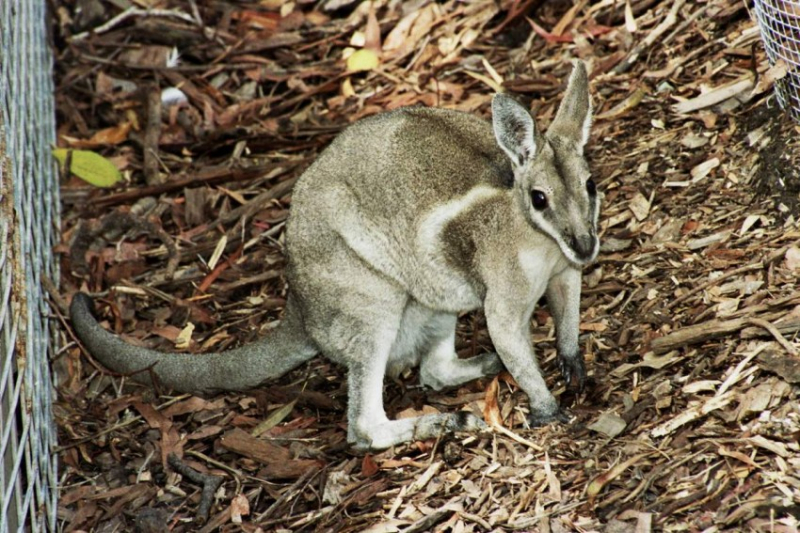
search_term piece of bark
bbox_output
[650,316,800,354]
[86,163,299,210]
[258,385,343,411]
[757,348,800,383]
[143,84,163,186]
[219,428,322,480]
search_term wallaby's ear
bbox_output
[548,60,592,150]
[492,93,538,168]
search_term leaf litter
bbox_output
[52,0,800,531]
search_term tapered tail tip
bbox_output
[70,292,96,321]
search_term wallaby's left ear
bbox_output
[492,93,538,168]
[548,60,592,151]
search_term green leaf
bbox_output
[53,148,122,188]
[346,49,380,73]
[251,399,297,437]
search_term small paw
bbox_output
[528,405,572,427]
[479,352,505,376]
[558,351,586,393]
[348,435,373,452]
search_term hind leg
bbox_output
[342,306,487,450]
[300,271,486,449]
[419,313,504,391]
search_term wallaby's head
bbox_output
[492,61,599,266]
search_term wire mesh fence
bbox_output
[754,0,800,122]
[0,0,60,531]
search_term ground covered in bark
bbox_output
[51,1,800,531]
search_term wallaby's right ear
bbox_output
[492,93,538,168]
[548,60,592,150]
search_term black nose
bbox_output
[570,234,596,260]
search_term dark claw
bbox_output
[558,351,586,393]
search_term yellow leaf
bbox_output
[53,148,122,188]
[175,323,195,350]
[341,77,355,97]
[346,49,379,73]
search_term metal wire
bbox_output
[754,0,800,122]
[0,0,60,531]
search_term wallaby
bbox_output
[70,61,599,451]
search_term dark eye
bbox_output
[531,190,548,210]
[586,178,597,196]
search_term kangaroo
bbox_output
[70,61,599,451]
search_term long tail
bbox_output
[69,293,318,394]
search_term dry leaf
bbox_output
[751,58,789,97]
[175,323,195,350]
[588,412,627,438]
[483,376,504,428]
[361,454,379,477]
[690,157,720,182]
[624,0,638,32]
[629,192,651,221]
[230,494,250,524]
[588,454,648,504]
[784,246,800,270]
[364,2,381,52]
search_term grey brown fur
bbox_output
[71,61,599,450]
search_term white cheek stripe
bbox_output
[418,186,500,249]
[531,210,598,266]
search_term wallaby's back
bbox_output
[286,106,517,308]
[292,106,513,218]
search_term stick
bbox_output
[667,262,764,310]
[70,8,197,41]
[613,0,686,74]
[167,453,224,523]
[650,391,735,438]
[651,315,800,354]
[143,85,163,186]
[743,318,798,356]
[86,163,299,210]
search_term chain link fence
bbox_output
[754,0,800,122]
[0,0,60,531]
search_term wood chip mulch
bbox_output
[51,1,800,531]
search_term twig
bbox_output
[69,210,179,279]
[143,85,163,186]
[651,313,800,354]
[613,0,686,74]
[54,394,192,452]
[86,163,298,210]
[716,345,766,397]
[70,8,198,41]
[492,423,544,452]
[402,497,462,533]
[168,453,225,523]
[256,468,320,521]
[490,0,547,36]
[650,391,736,438]
[662,4,710,46]
[667,262,764,310]
[744,318,798,356]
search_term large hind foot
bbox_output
[348,411,487,451]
